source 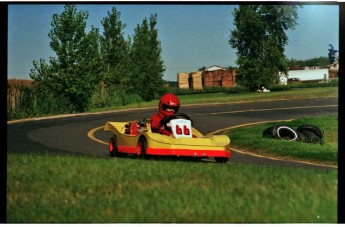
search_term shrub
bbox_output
[88,85,144,109]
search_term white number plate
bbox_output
[170,119,192,139]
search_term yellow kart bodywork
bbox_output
[104,120,231,161]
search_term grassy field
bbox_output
[179,87,338,105]
[88,86,338,112]
[8,86,338,121]
[7,153,337,223]
[7,115,338,223]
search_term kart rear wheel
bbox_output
[137,137,147,159]
[109,136,122,157]
[214,157,229,163]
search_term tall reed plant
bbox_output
[8,83,77,120]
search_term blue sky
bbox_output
[8,3,339,81]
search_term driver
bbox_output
[151,93,180,136]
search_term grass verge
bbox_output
[7,87,338,122]
[87,86,338,113]
[178,87,338,105]
[222,115,338,166]
[7,153,337,223]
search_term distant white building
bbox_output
[279,68,329,84]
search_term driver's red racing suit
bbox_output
[151,113,172,136]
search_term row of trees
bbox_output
[287,56,330,68]
[28,4,302,114]
[30,5,165,113]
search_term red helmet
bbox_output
[159,93,180,117]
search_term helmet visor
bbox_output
[162,104,179,113]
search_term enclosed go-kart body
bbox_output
[104,118,231,162]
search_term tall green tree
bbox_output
[229,5,299,90]
[30,4,101,112]
[129,14,165,101]
[100,7,130,90]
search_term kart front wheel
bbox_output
[137,137,147,159]
[214,157,229,163]
[109,136,122,157]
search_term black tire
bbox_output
[296,131,306,142]
[137,137,147,159]
[298,129,324,144]
[276,126,298,141]
[109,136,123,157]
[263,125,298,141]
[263,125,278,138]
[214,157,229,163]
[297,124,323,143]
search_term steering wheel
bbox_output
[162,113,193,129]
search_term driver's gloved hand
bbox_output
[160,116,170,126]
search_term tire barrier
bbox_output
[296,124,324,145]
[263,124,324,144]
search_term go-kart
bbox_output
[104,113,231,162]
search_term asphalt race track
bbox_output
[7,97,338,170]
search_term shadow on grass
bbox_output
[104,153,219,164]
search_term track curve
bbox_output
[7,97,338,170]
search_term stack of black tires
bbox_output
[263,124,324,144]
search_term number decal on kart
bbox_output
[170,119,192,138]
[175,125,190,135]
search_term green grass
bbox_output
[85,86,338,114]
[8,84,338,121]
[8,86,338,120]
[7,153,337,223]
[178,87,338,105]
[223,115,338,166]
